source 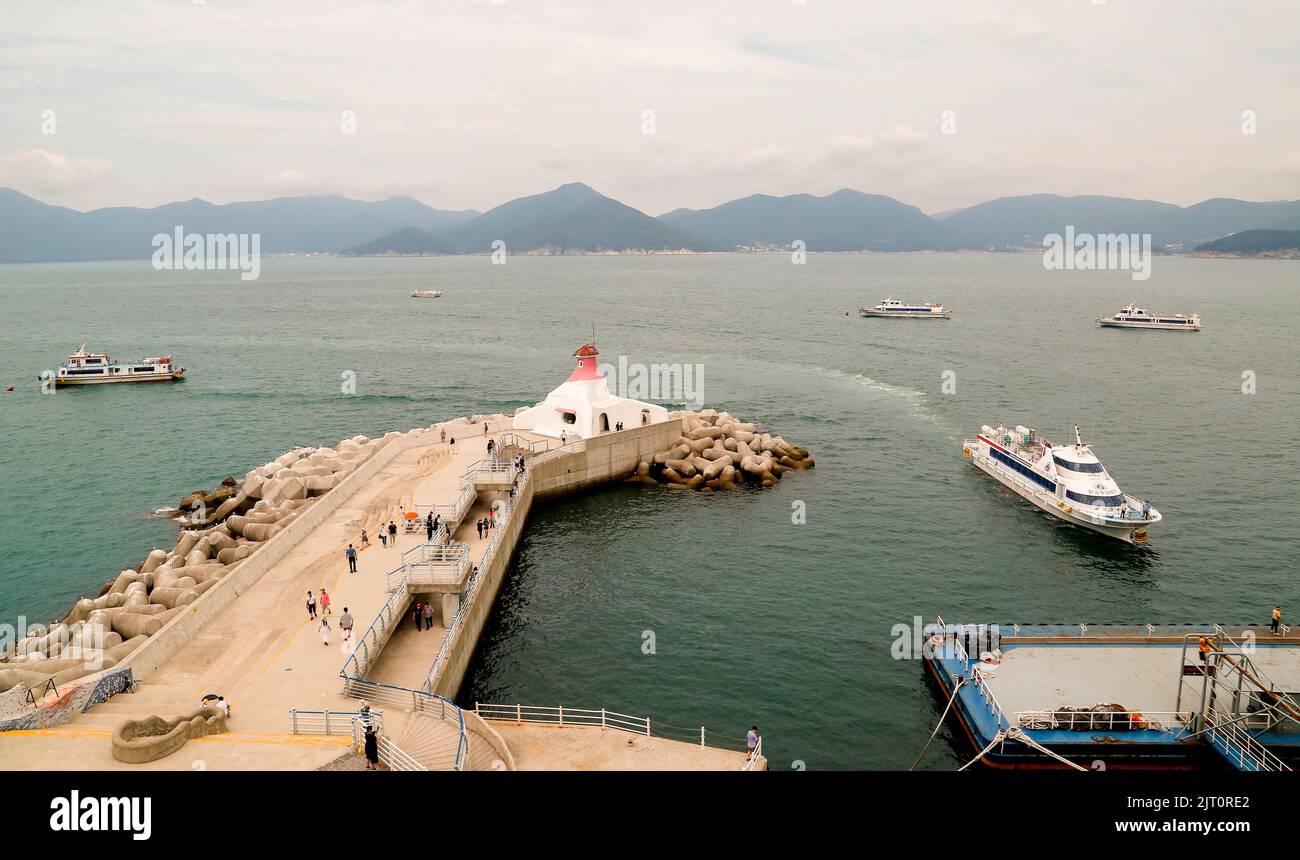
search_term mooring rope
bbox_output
[910,677,965,771]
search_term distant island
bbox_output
[1191,229,1300,259]
[3,182,1300,263]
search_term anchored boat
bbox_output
[1097,303,1200,331]
[962,424,1159,544]
[860,297,950,318]
[922,617,1300,770]
[410,289,442,298]
[50,344,185,387]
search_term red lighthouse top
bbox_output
[566,343,603,381]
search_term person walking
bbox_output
[426,518,434,542]
[360,528,369,548]
[387,520,398,546]
[449,436,456,456]
[306,590,317,620]
[320,588,331,615]
[440,428,446,443]
[346,543,358,573]
[422,602,434,631]
[413,602,423,631]
[363,724,379,770]
[340,607,354,642]
[319,617,331,646]
[489,508,496,528]
[487,438,495,457]
[378,529,387,549]
[746,725,760,756]
[476,519,484,540]
[1271,605,1283,636]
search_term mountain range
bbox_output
[3,182,1300,263]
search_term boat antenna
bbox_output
[1074,425,1083,447]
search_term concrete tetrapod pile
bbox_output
[0,433,390,696]
[627,409,814,490]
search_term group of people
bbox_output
[412,600,436,631]
[475,511,496,539]
[377,520,398,548]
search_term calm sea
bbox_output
[0,253,1295,769]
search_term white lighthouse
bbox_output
[512,343,669,440]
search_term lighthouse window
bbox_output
[1052,456,1105,474]
[1065,489,1125,507]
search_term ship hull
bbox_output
[860,310,950,319]
[1098,319,1199,331]
[968,449,1146,544]
[55,373,184,386]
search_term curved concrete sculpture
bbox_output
[111,705,227,764]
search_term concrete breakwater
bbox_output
[628,408,815,490]
[0,430,399,696]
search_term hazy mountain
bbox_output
[658,188,946,251]
[345,182,713,255]
[9,183,1300,262]
[1192,229,1300,257]
[938,193,1300,250]
[0,188,478,263]
[939,194,1182,250]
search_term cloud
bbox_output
[0,149,111,194]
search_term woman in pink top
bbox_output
[320,588,331,615]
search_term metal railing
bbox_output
[1204,714,1290,772]
[421,468,533,694]
[339,574,410,681]
[339,677,468,770]
[476,703,651,735]
[743,737,764,771]
[378,736,426,772]
[289,707,384,736]
[1014,709,1191,733]
[420,484,476,526]
[386,544,471,592]
[461,457,518,487]
[970,665,1006,726]
[475,702,757,762]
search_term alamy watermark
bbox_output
[152,226,261,280]
[597,355,704,409]
[1043,226,1151,281]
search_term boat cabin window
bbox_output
[1065,489,1125,507]
[1052,456,1105,474]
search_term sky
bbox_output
[2,0,1298,216]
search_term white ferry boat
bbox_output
[410,289,442,298]
[860,297,950,318]
[1096,303,1200,331]
[963,424,1160,544]
[52,344,186,387]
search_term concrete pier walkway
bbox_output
[0,415,758,772]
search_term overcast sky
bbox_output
[3,0,1298,215]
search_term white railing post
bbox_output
[324,708,330,735]
[290,709,298,734]
[601,708,606,728]
[700,726,705,747]
[559,705,564,727]
[516,703,522,725]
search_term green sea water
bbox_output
[1,254,1295,769]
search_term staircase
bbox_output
[1203,715,1291,772]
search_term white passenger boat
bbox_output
[51,344,186,387]
[410,289,442,298]
[962,424,1160,544]
[860,297,950,318]
[1096,303,1200,331]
